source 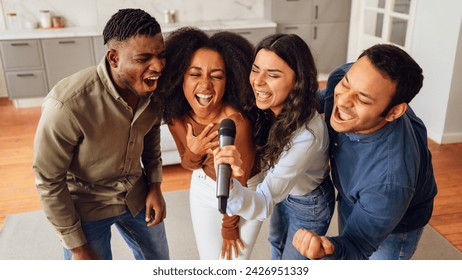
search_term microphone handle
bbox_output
[216,163,231,197]
[217,129,235,214]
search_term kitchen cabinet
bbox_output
[92,36,106,64]
[265,0,351,74]
[41,37,95,89]
[0,39,48,98]
[231,28,275,45]
[176,27,275,46]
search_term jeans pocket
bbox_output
[285,188,334,235]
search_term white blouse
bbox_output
[226,112,330,221]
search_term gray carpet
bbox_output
[1,190,461,260]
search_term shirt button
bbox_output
[334,142,338,146]
[330,155,334,159]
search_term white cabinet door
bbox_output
[277,23,313,47]
[92,36,106,64]
[0,40,43,70]
[233,28,276,45]
[312,0,351,23]
[5,70,48,98]
[41,37,95,89]
[311,22,350,74]
[270,0,312,23]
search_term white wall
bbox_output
[442,18,462,143]
[410,0,462,143]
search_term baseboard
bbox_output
[12,97,44,108]
[441,132,462,144]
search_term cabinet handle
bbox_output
[286,0,300,2]
[17,73,35,77]
[315,5,319,20]
[58,40,76,44]
[11,43,29,46]
[284,26,299,30]
[236,31,252,35]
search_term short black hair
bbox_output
[102,8,161,45]
[358,44,424,116]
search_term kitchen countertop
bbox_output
[0,19,276,40]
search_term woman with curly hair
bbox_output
[158,27,262,260]
[214,33,335,260]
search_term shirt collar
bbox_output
[345,120,397,142]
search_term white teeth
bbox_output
[195,93,212,106]
[196,93,212,99]
[337,108,354,121]
[256,90,270,99]
[147,76,159,80]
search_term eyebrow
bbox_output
[345,73,375,101]
[189,66,225,73]
[253,63,283,74]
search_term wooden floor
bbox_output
[0,97,461,252]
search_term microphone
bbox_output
[216,118,236,214]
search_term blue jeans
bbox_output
[369,227,424,260]
[63,209,169,260]
[269,178,335,260]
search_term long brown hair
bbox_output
[248,34,319,171]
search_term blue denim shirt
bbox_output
[318,63,437,259]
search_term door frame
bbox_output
[347,0,417,61]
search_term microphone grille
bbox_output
[218,118,236,137]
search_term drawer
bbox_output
[271,0,312,23]
[5,70,48,98]
[41,37,95,88]
[232,28,276,45]
[0,40,43,70]
[277,23,313,47]
[92,36,106,64]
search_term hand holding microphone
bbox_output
[216,119,236,214]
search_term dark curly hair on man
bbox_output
[102,8,161,45]
[158,27,256,126]
[251,33,319,171]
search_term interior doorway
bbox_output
[347,0,416,61]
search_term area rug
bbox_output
[0,190,460,260]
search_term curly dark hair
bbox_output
[102,8,161,45]
[358,44,424,117]
[159,27,256,126]
[252,34,319,171]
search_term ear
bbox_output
[106,49,118,68]
[385,102,407,122]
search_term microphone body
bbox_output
[216,119,236,214]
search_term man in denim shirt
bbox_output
[293,44,437,259]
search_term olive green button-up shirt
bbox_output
[33,58,163,249]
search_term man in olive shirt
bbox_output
[33,9,169,260]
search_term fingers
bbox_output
[320,236,334,255]
[186,123,194,137]
[186,123,219,155]
[293,229,333,259]
[221,241,232,260]
[145,207,153,223]
[147,205,166,227]
[221,239,243,260]
[193,123,219,141]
